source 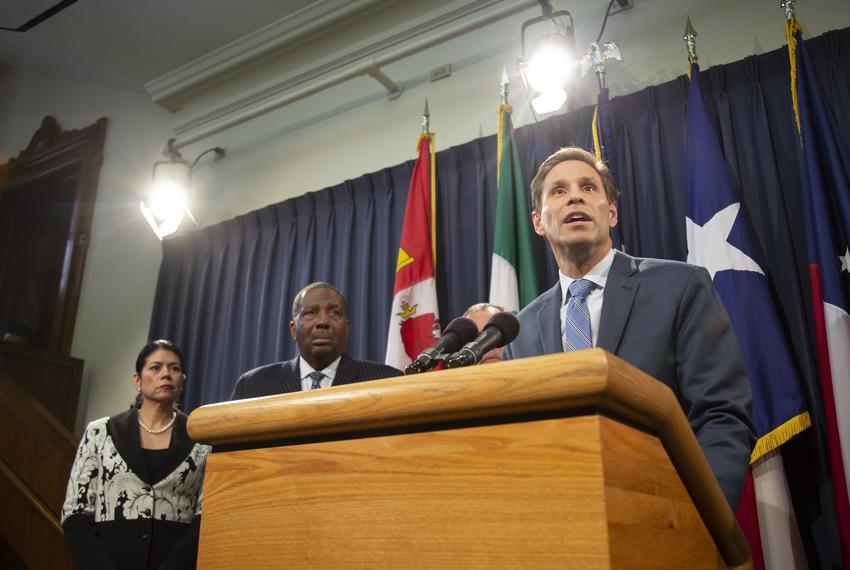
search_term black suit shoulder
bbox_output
[232,356,401,400]
[350,358,403,380]
[231,360,297,400]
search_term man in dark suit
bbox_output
[503,147,755,508]
[231,282,402,399]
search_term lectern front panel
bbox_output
[198,414,719,568]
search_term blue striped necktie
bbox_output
[563,279,594,352]
[308,371,325,390]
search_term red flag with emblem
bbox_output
[385,132,440,370]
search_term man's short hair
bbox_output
[530,147,620,213]
[291,282,348,320]
[463,302,507,316]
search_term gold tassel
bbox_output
[592,105,602,161]
[786,19,803,137]
[750,411,811,463]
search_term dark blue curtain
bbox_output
[150,28,850,566]
[149,27,850,413]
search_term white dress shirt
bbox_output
[558,248,616,348]
[299,355,342,390]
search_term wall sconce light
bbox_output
[140,139,225,239]
[518,1,576,117]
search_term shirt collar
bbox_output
[299,354,342,381]
[559,248,616,306]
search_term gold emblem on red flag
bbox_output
[396,248,415,272]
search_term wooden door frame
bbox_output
[0,116,108,355]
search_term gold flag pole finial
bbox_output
[780,0,796,21]
[422,98,430,133]
[683,16,698,66]
[500,66,509,106]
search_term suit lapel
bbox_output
[333,354,361,386]
[108,408,150,484]
[536,283,564,355]
[597,251,639,354]
[280,358,302,393]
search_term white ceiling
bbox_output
[0,1,58,29]
[0,0,319,89]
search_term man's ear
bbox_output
[531,211,546,236]
[608,201,618,229]
[289,320,297,339]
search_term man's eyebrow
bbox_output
[546,175,599,188]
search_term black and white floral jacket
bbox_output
[62,408,210,570]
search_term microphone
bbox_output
[445,312,519,368]
[404,317,479,374]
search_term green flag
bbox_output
[489,104,540,311]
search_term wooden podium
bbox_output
[188,350,751,569]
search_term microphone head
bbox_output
[443,316,479,345]
[483,312,520,346]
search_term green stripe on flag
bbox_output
[490,108,540,310]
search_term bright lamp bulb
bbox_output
[531,88,567,115]
[149,179,188,221]
[525,39,573,93]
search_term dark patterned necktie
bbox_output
[308,371,325,390]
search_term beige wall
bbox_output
[0,0,847,436]
[0,66,173,432]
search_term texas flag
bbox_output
[789,19,850,560]
[685,63,811,569]
[385,132,440,370]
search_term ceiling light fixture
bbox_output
[518,1,576,117]
[140,139,224,240]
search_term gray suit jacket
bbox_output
[231,353,402,400]
[503,250,755,508]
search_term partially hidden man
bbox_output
[503,147,756,508]
[231,282,402,399]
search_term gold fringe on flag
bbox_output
[591,105,602,161]
[497,103,511,183]
[426,132,437,272]
[750,410,812,464]
[785,18,803,137]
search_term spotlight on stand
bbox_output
[518,2,576,116]
[140,139,225,240]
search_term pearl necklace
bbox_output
[138,411,177,434]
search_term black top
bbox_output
[141,447,170,486]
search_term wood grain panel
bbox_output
[191,350,750,567]
[599,417,720,569]
[0,372,75,568]
[199,416,611,569]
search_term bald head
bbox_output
[462,303,507,364]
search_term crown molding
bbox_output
[156,0,535,147]
[145,0,385,110]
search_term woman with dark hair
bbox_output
[62,340,208,569]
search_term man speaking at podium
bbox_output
[503,147,755,508]
[231,282,402,399]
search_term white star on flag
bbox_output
[686,202,764,280]
[840,247,850,274]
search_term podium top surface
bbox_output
[189,349,670,446]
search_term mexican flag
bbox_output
[489,104,539,311]
[385,132,440,370]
